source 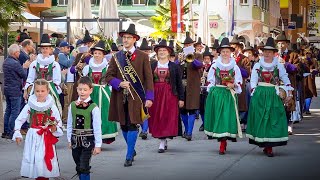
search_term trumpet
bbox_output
[185,53,195,63]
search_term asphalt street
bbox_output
[0,78,319,180]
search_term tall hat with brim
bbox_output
[275,31,290,43]
[230,34,240,45]
[203,46,212,57]
[261,37,278,52]
[154,40,173,54]
[111,43,119,51]
[210,39,219,49]
[217,37,235,52]
[182,32,195,44]
[194,37,203,46]
[38,34,54,47]
[82,30,93,44]
[119,24,140,41]
[90,40,107,54]
[168,39,176,56]
[139,38,152,50]
[243,41,254,52]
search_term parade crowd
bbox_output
[1,24,319,180]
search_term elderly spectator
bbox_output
[18,39,36,65]
[2,44,30,139]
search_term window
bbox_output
[91,0,100,6]
[58,0,68,6]
[192,0,201,4]
[240,0,248,5]
[133,0,146,5]
[253,0,258,6]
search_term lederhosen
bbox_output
[70,101,96,174]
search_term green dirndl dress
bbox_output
[246,66,288,147]
[204,67,241,141]
[88,67,118,144]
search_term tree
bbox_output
[0,0,28,32]
[150,0,190,40]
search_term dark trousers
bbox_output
[71,136,94,174]
[4,95,21,135]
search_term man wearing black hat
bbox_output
[179,32,203,141]
[106,24,154,167]
[199,46,212,132]
[230,34,251,126]
[275,31,301,134]
[194,37,204,53]
[210,39,220,63]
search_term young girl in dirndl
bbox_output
[82,40,118,144]
[13,79,63,180]
[204,37,243,155]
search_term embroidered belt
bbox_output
[72,129,94,136]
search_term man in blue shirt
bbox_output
[2,44,31,139]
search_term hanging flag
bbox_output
[171,0,184,33]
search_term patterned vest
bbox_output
[88,67,107,84]
[215,67,235,86]
[35,62,53,81]
[29,108,52,127]
[257,66,280,85]
[71,101,97,129]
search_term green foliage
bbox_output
[0,31,19,47]
[150,0,190,40]
[0,0,28,31]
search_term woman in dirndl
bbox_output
[82,40,118,144]
[148,40,184,153]
[246,37,293,157]
[204,37,243,155]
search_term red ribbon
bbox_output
[33,125,59,172]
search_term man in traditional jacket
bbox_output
[106,24,154,167]
[230,35,251,127]
[180,32,203,141]
[275,31,300,134]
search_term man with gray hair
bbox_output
[2,44,30,139]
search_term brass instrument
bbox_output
[185,53,195,63]
[183,46,195,63]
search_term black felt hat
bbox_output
[210,39,219,49]
[230,34,240,45]
[111,43,119,52]
[182,32,195,44]
[203,46,212,57]
[168,39,176,56]
[217,37,235,52]
[119,24,140,41]
[261,37,278,52]
[82,30,93,43]
[154,40,173,54]
[194,37,203,46]
[275,31,290,43]
[90,40,107,54]
[139,38,152,50]
[243,42,254,52]
[38,34,54,47]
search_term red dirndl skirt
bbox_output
[149,82,179,138]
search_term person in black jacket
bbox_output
[2,44,30,139]
[148,40,184,153]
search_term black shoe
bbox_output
[182,132,187,139]
[1,133,7,139]
[141,133,147,140]
[219,151,225,155]
[132,150,137,161]
[186,135,192,141]
[207,135,213,140]
[158,149,165,153]
[199,124,204,131]
[124,159,133,167]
